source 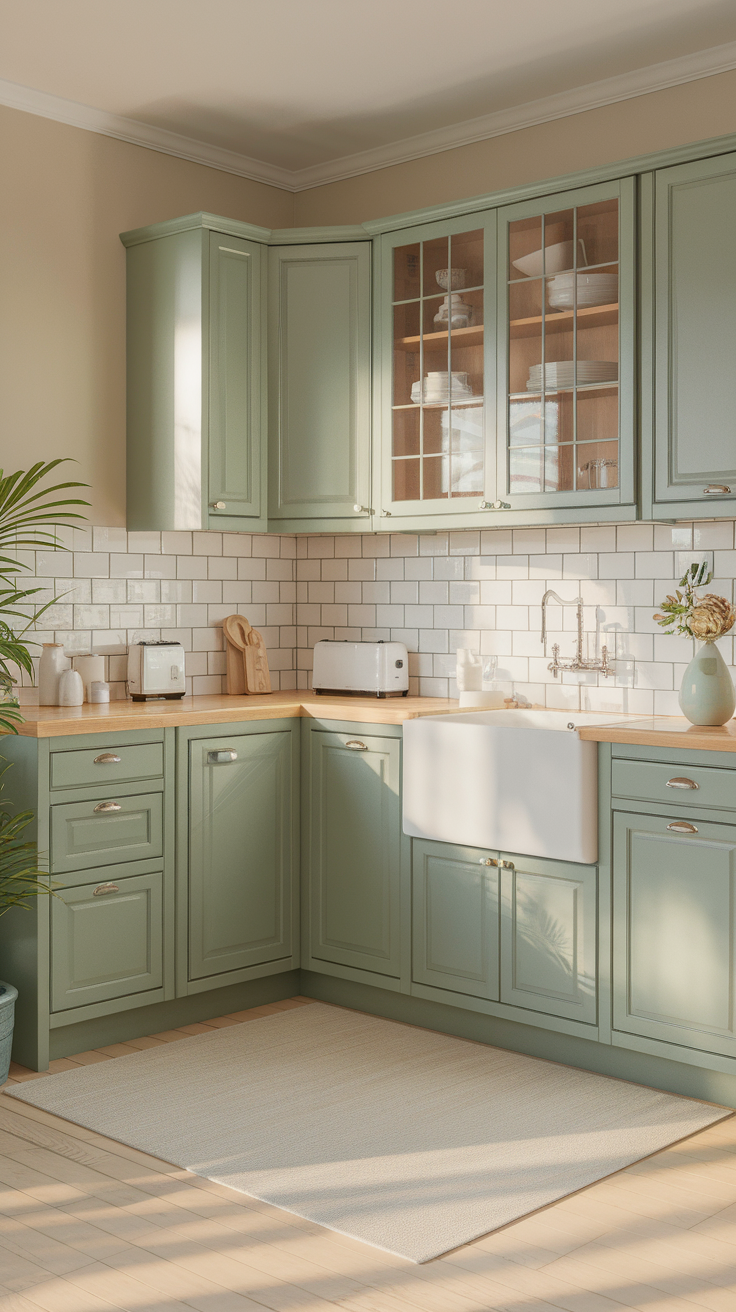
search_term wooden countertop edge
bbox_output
[7,692,463,738]
[577,720,736,752]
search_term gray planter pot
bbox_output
[0,981,18,1085]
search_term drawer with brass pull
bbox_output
[50,792,163,874]
[611,758,736,813]
[50,742,163,791]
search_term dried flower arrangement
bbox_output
[654,562,736,642]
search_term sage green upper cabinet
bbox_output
[302,724,404,987]
[613,809,736,1060]
[644,153,736,517]
[496,178,636,523]
[121,214,268,533]
[268,243,372,532]
[374,212,497,530]
[183,723,299,992]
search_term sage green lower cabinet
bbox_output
[50,870,164,1014]
[302,722,405,988]
[613,809,736,1060]
[0,728,176,1071]
[499,855,597,1025]
[179,720,300,994]
[412,839,499,1000]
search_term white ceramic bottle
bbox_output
[57,668,84,706]
[455,648,482,692]
[38,643,70,705]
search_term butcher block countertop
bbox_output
[10,691,462,738]
[577,716,736,753]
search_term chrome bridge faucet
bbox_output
[541,589,612,678]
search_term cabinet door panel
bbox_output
[497,178,635,516]
[51,872,163,1012]
[653,153,736,511]
[308,730,401,977]
[269,244,371,525]
[500,855,597,1023]
[188,731,294,980]
[208,232,264,520]
[412,840,499,999]
[613,811,736,1056]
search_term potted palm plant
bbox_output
[0,460,88,1084]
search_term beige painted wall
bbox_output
[0,106,293,525]
[293,70,736,226]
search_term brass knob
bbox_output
[211,500,226,510]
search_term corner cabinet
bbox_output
[122,214,268,533]
[268,242,372,532]
[643,153,736,518]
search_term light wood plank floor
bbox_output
[2,996,736,1311]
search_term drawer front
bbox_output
[50,793,163,873]
[50,871,163,1012]
[50,742,163,791]
[612,758,736,813]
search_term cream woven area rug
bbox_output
[9,1003,729,1262]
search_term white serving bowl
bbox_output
[512,241,574,278]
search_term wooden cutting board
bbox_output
[223,614,271,695]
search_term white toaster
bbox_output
[312,640,409,697]
[127,641,186,700]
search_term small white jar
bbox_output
[57,668,84,706]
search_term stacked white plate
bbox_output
[411,370,475,403]
[548,272,618,309]
[526,361,618,391]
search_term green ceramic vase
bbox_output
[679,640,736,726]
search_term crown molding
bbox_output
[1,39,736,195]
[287,40,736,190]
[0,76,295,190]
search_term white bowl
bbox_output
[512,241,574,278]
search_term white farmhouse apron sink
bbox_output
[403,709,625,865]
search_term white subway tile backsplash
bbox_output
[14,522,736,706]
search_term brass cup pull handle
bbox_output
[703,485,731,494]
[93,882,119,896]
[667,821,698,834]
[93,801,122,813]
[207,750,238,764]
[345,740,368,751]
[94,753,121,764]
[666,777,699,790]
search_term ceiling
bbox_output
[1,0,735,187]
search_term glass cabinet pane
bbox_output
[507,198,620,496]
[392,229,485,503]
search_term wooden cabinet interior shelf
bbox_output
[510,380,618,400]
[510,303,618,340]
[395,324,484,351]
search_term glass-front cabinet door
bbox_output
[376,212,496,527]
[497,178,636,518]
